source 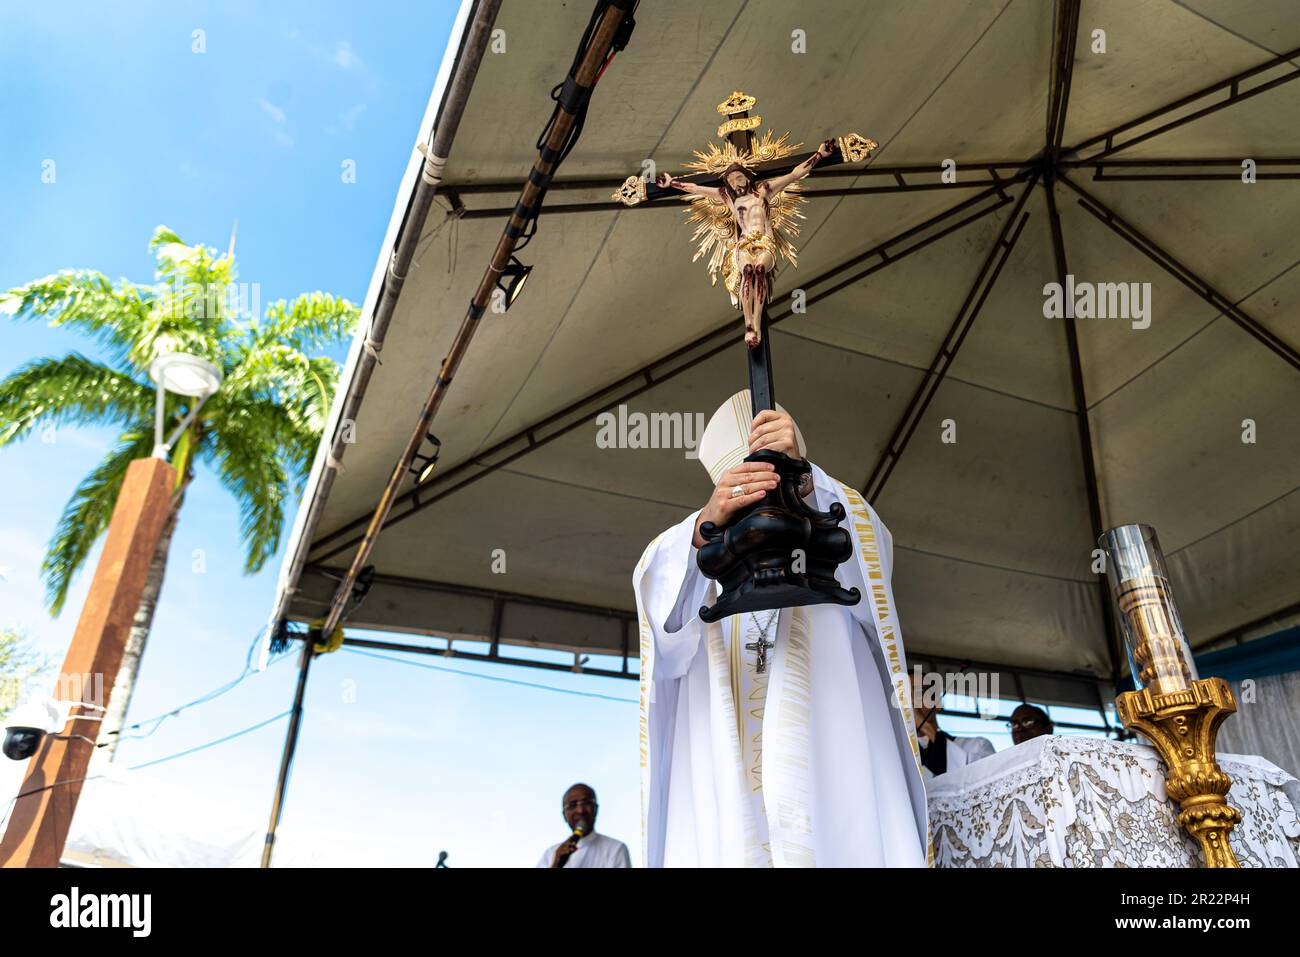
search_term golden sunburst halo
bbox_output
[676,130,808,304]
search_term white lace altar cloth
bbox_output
[926,735,1300,868]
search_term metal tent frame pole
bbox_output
[308,177,1026,562]
[260,639,314,868]
[862,175,1038,499]
[259,0,504,868]
[314,0,639,639]
[1065,43,1300,163]
[1059,173,1300,372]
[279,1,1300,723]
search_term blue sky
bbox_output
[0,1,1113,868]
[0,0,646,868]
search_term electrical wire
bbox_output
[517,0,633,254]
[102,627,295,744]
[126,710,292,771]
[0,709,293,829]
[340,646,637,704]
[49,733,98,747]
[0,775,106,830]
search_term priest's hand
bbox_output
[749,409,800,457]
[693,462,779,548]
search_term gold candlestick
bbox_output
[1101,524,1240,868]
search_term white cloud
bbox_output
[258,98,286,124]
[256,99,294,149]
[0,524,82,658]
[327,103,367,136]
[333,40,361,70]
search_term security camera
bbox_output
[3,696,70,761]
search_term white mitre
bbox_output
[697,390,806,484]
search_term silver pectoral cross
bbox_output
[745,635,775,673]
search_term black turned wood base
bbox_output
[696,449,861,623]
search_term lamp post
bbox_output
[0,352,220,867]
[149,352,222,460]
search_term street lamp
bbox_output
[149,352,222,459]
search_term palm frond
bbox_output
[6,226,355,604]
[148,225,235,290]
[220,342,340,437]
[205,407,290,573]
[0,270,153,368]
[0,353,153,447]
[41,428,156,614]
[204,392,316,482]
[127,226,240,371]
[301,356,339,433]
[261,292,360,352]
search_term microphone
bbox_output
[557,823,586,868]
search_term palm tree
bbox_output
[0,227,358,756]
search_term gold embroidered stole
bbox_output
[836,481,933,866]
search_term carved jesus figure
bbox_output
[657,138,835,348]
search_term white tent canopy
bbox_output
[0,761,261,868]
[272,0,1300,703]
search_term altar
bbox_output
[927,736,1300,868]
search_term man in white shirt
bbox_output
[536,783,631,868]
[912,673,996,777]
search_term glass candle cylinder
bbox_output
[1099,524,1198,696]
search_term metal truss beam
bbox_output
[1065,44,1300,162]
[1060,172,1300,373]
[1061,157,1300,182]
[309,175,1028,563]
[1046,0,1081,161]
[862,174,1039,500]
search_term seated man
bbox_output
[1009,703,1054,745]
[911,672,996,778]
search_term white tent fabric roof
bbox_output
[0,760,261,867]
[274,0,1300,685]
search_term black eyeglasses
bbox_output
[1007,717,1048,731]
[563,799,597,812]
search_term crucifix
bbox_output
[616,92,877,623]
[745,631,776,674]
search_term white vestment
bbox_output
[634,463,929,868]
